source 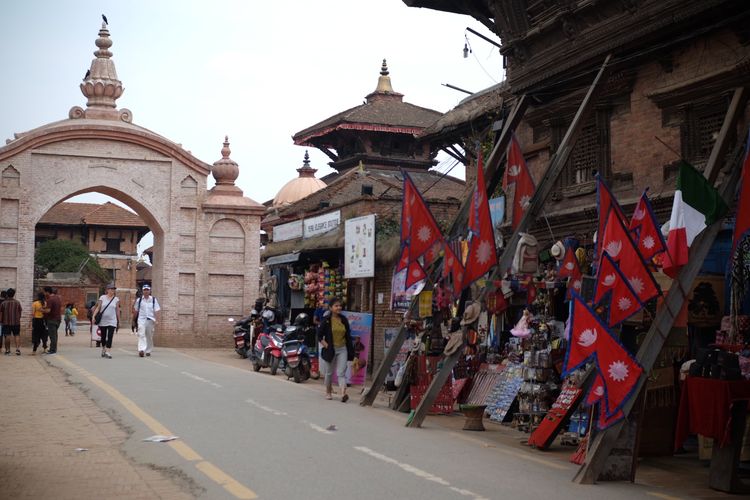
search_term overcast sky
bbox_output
[1,1,504,252]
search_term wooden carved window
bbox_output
[556,109,611,196]
[680,95,731,169]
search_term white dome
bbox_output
[272,151,326,207]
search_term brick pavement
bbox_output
[0,340,195,500]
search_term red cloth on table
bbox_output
[674,377,750,451]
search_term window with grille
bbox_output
[557,110,610,193]
[681,96,731,168]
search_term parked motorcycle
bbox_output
[282,314,313,383]
[229,309,261,358]
[251,323,285,375]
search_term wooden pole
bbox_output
[574,86,748,483]
[359,94,529,406]
[407,55,613,428]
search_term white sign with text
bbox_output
[345,214,375,278]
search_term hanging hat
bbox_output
[460,302,482,326]
[550,241,565,260]
[443,332,464,355]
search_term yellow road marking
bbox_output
[646,492,684,500]
[55,355,257,499]
[449,431,569,470]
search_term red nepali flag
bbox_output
[594,251,644,327]
[402,249,427,289]
[628,190,666,262]
[564,294,644,417]
[732,131,750,255]
[565,261,583,302]
[558,246,580,279]
[503,135,535,231]
[600,206,660,304]
[596,176,628,264]
[397,171,444,272]
[463,152,498,289]
[442,241,465,298]
[585,374,625,430]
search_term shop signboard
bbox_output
[273,219,303,242]
[344,214,375,278]
[390,266,425,312]
[331,311,372,386]
[304,210,341,239]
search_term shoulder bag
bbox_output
[94,297,114,325]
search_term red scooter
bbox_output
[251,324,285,375]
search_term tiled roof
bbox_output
[293,97,443,147]
[37,202,147,228]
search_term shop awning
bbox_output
[264,252,301,266]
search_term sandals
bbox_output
[325,394,333,400]
[16,349,20,356]
[341,394,349,403]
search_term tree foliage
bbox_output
[35,240,111,283]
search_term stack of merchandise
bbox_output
[321,262,347,307]
[515,321,560,432]
[303,265,323,308]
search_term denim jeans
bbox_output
[46,320,60,352]
[323,346,348,393]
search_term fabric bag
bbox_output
[94,297,114,325]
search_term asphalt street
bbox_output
[46,336,678,500]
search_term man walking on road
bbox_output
[0,288,22,355]
[133,284,160,357]
[43,287,61,355]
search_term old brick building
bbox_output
[35,201,150,322]
[262,61,465,371]
[407,0,750,258]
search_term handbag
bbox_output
[94,297,115,325]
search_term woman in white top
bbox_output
[92,283,120,359]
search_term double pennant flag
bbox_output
[397,172,444,288]
[596,176,628,265]
[558,246,583,301]
[600,206,660,305]
[594,251,644,327]
[628,189,667,262]
[463,150,498,290]
[442,241,465,298]
[564,293,644,420]
[503,136,536,231]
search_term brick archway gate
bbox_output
[0,23,264,346]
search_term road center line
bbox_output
[354,445,489,500]
[53,355,256,499]
[180,371,223,389]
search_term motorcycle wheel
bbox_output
[252,358,261,372]
[292,366,302,383]
[270,356,280,376]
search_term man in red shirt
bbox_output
[0,288,23,355]
[43,287,62,355]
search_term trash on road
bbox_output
[326,425,337,431]
[74,448,89,452]
[143,435,179,442]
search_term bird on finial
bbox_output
[83,69,91,80]
[102,14,108,25]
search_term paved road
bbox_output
[46,336,677,500]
